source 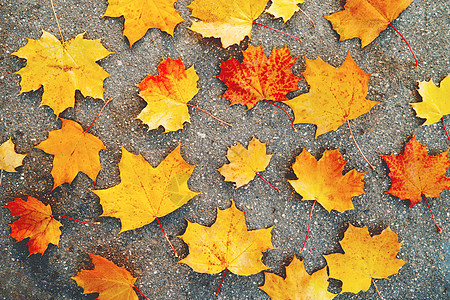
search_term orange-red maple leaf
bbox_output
[72,253,140,300]
[217,45,300,109]
[4,196,62,255]
[383,136,450,207]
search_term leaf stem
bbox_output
[421,194,442,233]
[300,199,316,253]
[216,268,227,296]
[388,22,418,68]
[442,117,450,144]
[253,22,302,43]
[255,172,280,192]
[155,216,179,257]
[133,284,150,300]
[186,103,232,127]
[50,0,65,43]
[371,277,384,300]
[264,100,297,132]
[84,98,112,134]
[52,215,100,225]
[0,169,3,186]
[346,119,375,170]
[298,8,315,27]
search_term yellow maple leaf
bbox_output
[72,253,139,300]
[137,57,199,132]
[218,137,273,188]
[260,256,335,300]
[12,31,112,115]
[285,53,379,138]
[104,0,184,46]
[411,75,450,125]
[179,200,273,275]
[188,0,267,47]
[289,149,365,212]
[0,137,26,172]
[267,0,305,22]
[94,144,198,233]
[325,224,407,294]
[324,0,413,47]
[36,119,106,190]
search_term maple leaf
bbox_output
[217,45,300,109]
[0,137,26,172]
[103,0,184,46]
[285,52,379,138]
[71,253,140,300]
[137,57,199,132]
[325,224,406,294]
[267,0,305,22]
[178,200,273,275]
[4,196,62,255]
[36,119,106,190]
[382,137,450,207]
[260,256,335,300]
[324,0,413,48]
[218,137,273,188]
[94,144,198,233]
[188,0,267,47]
[411,75,450,126]
[12,31,112,115]
[289,149,365,212]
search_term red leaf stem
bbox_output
[253,22,302,43]
[300,199,316,253]
[346,119,375,170]
[421,194,442,233]
[388,22,418,68]
[52,215,100,225]
[216,268,228,296]
[155,216,179,257]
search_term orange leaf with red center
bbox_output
[4,196,62,255]
[217,45,300,109]
[72,253,140,300]
[382,136,450,207]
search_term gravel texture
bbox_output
[0,0,449,299]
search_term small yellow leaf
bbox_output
[94,144,198,233]
[218,137,273,188]
[411,75,450,125]
[179,200,273,275]
[267,0,305,22]
[12,31,112,115]
[325,224,407,294]
[260,256,335,300]
[0,138,26,172]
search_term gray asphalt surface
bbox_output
[1,0,449,299]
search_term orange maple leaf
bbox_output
[104,0,184,46]
[260,256,335,300]
[217,45,300,109]
[324,0,413,47]
[137,57,199,132]
[325,224,406,294]
[289,149,365,212]
[382,136,450,207]
[36,119,106,190]
[71,253,141,300]
[4,196,62,255]
[285,52,379,138]
[94,144,198,233]
[178,200,273,275]
[12,31,112,115]
[0,137,26,172]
